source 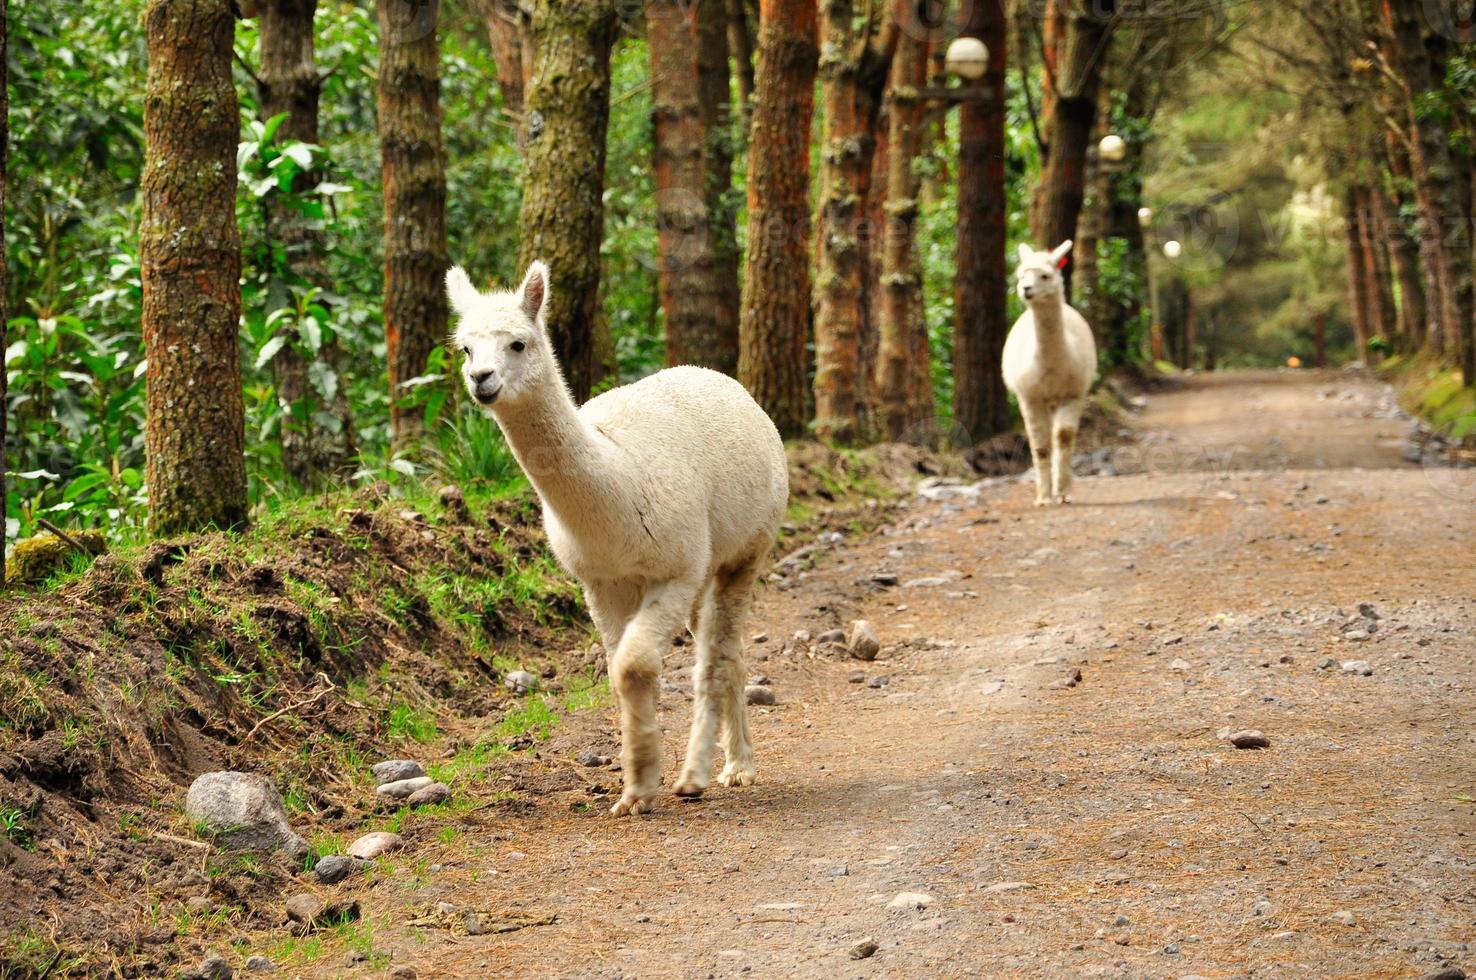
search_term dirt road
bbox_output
[378,370,1474,978]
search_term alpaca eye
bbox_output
[460,345,470,355]
[510,340,526,353]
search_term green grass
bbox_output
[386,702,439,743]
[0,807,34,849]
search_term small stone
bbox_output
[1227,730,1270,749]
[847,620,881,661]
[196,956,232,980]
[1356,602,1380,620]
[1421,968,1466,980]
[983,881,1035,893]
[372,760,425,783]
[505,670,539,694]
[314,855,359,885]
[347,831,404,860]
[750,674,772,686]
[849,937,879,960]
[1253,898,1274,917]
[1330,910,1357,926]
[406,782,451,806]
[1048,668,1083,690]
[847,672,865,684]
[464,911,485,936]
[793,630,812,644]
[827,865,849,877]
[817,628,846,645]
[1109,848,1128,860]
[745,685,776,706]
[244,956,275,973]
[1112,933,1131,946]
[871,572,900,587]
[576,750,609,767]
[1317,657,1336,670]
[1169,658,1191,671]
[376,776,433,799]
[184,771,310,861]
[186,896,213,915]
[438,485,470,521]
[1341,660,1373,676]
[1164,943,1180,955]
[1343,627,1371,641]
[389,968,417,980]
[286,894,323,926]
[1113,914,1131,926]
[866,675,889,689]
[886,891,934,910]
[751,632,769,643]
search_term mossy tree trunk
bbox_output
[650,1,723,371]
[953,0,1012,442]
[259,0,355,485]
[141,0,248,535]
[738,0,818,439]
[517,0,618,403]
[876,22,928,443]
[696,0,742,375]
[1358,184,1396,348]
[812,0,895,443]
[377,0,450,447]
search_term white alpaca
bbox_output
[1002,240,1098,505]
[447,260,789,816]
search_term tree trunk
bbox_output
[952,0,1011,443]
[696,0,742,376]
[141,0,248,534]
[1314,312,1327,368]
[811,3,893,443]
[1390,0,1473,381]
[516,0,617,403]
[1381,143,1429,349]
[1344,186,1374,358]
[259,0,354,486]
[649,1,719,369]
[877,26,928,443]
[1358,184,1396,350]
[378,0,450,446]
[473,0,532,121]
[1,0,7,580]
[728,0,757,132]
[1030,1,1115,300]
[738,0,818,439]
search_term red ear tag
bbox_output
[1057,255,1069,270]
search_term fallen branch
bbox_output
[153,830,211,851]
[36,518,91,557]
[241,673,337,743]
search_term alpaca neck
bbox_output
[1029,295,1070,360]
[492,365,610,523]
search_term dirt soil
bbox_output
[354,370,1474,979]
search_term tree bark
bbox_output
[812,1,894,443]
[1381,141,1429,349]
[738,0,818,438]
[649,1,719,369]
[728,0,757,132]
[952,0,1011,443]
[1358,184,1396,349]
[1030,1,1115,300]
[472,0,532,121]
[1389,0,1473,381]
[1344,186,1374,358]
[378,0,450,446]
[696,0,742,376]
[141,0,248,534]
[259,0,354,485]
[877,24,928,443]
[516,0,617,403]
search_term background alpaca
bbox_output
[448,260,789,816]
[1002,240,1099,505]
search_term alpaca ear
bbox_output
[445,265,479,314]
[518,260,550,323]
[1050,240,1074,264]
[1017,243,1034,265]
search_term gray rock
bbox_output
[827,865,849,877]
[750,674,772,686]
[376,776,433,799]
[886,891,934,910]
[185,896,213,915]
[347,831,404,860]
[1317,657,1337,670]
[983,881,1035,893]
[1341,660,1373,676]
[850,937,879,960]
[243,956,275,973]
[505,670,539,694]
[286,893,323,925]
[389,967,417,980]
[1114,914,1131,927]
[866,675,889,689]
[745,685,776,706]
[405,782,451,806]
[464,911,485,936]
[817,628,846,645]
[1330,909,1356,926]
[751,632,769,643]
[1227,730,1270,749]
[438,485,470,521]
[1356,602,1381,620]
[1421,968,1466,980]
[371,760,425,783]
[847,620,880,662]
[184,772,310,861]
[871,572,899,587]
[314,855,360,885]
[575,750,610,767]
[792,629,812,644]
[195,956,232,980]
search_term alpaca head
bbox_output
[447,260,554,410]
[1015,240,1073,304]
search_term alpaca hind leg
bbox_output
[674,583,721,798]
[712,554,763,788]
[608,579,700,816]
[1020,399,1054,506]
[1052,401,1085,503]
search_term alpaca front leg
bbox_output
[608,580,699,816]
[674,587,720,799]
[1020,400,1053,506]
[1052,403,1084,503]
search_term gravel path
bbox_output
[383,370,1474,979]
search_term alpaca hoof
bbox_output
[717,762,756,788]
[1034,497,1050,508]
[610,790,658,816]
[672,774,708,799]
[1056,494,1071,505]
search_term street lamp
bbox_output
[1098,134,1127,163]
[945,37,989,80]
[1138,206,1153,226]
[1163,239,1183,259]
